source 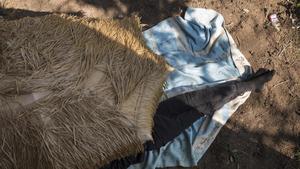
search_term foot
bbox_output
[245,68,275,92]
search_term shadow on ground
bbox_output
[196,121,299,169]
[75,0,187,26]
[0,0,189,27]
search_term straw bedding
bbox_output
[0,15,169,169]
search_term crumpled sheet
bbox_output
[128,8,252,168]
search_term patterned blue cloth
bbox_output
[128,8,252,169]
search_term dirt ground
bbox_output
[0,0,299,169]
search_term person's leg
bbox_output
[173,69,275,115]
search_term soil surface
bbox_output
[0,0,299,169]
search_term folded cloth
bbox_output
[128,7,252,169]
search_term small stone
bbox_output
[243,8,250,13]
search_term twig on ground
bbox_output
[235,35,240,47]
[271,80,289,89]
[277,40,292,58]
[264,7,270,22]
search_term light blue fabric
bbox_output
[128,8,252,169]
